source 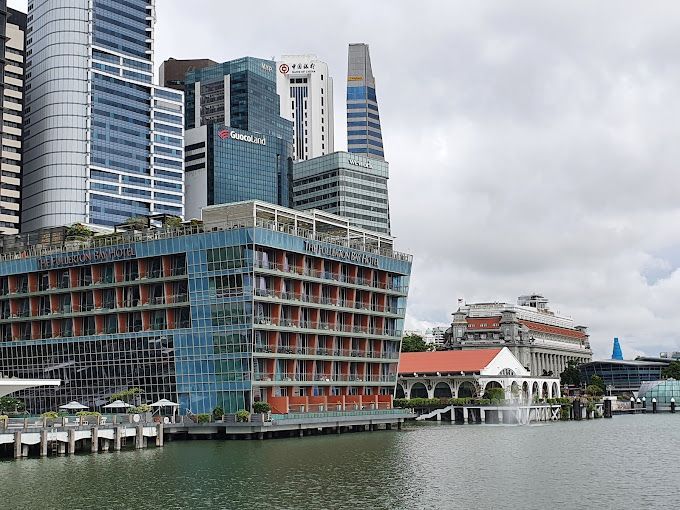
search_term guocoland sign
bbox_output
[37,247,136,270]
[304,240,380,268]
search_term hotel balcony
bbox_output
[253,315,401,339]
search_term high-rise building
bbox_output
[21,0,185,231]
[0,7,26,235]
[183,57,294,216]
[346,43,384,160]
[276,55,334,160]
[159,57,217,92]
[292,152,391,234]
[0,201,412,415]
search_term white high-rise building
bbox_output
[276,55,334,161]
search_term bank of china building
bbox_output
[0,202,411,414]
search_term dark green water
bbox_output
[2,414,679,509]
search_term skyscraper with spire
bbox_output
[346,43,384,160]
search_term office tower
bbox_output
[22,0,185,231]
[183,57,294,216]
[159,57,216,92]
[276,55,334,160]
[292,152,391,235]
[346,43,384,160]
[0,7,25,235]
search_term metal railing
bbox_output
[253,343,400,360]
[254,260,409,293]
[253,288,405,315]
[253,372,397,383]
[253,316,401,337]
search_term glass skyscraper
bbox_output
[346,43,384,160]
[21,0,184,231]
[183,57,294,217]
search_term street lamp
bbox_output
[606,384,613,397]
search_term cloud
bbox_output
[12,0,680,359]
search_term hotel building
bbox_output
[347,43,384,160]
[276,55,334,160]
[0,201,411,415]
[444,294,592,377]
[22,0,185,231]
[0,7,25,235]
[292,151,391,235]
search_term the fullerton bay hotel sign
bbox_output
[304,240,379,267]
[38,247,136,270]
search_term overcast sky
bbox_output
[10,1,680,358]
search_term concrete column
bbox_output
[156,423,164,447]
[114,426,122,451]
[14,431,21,459]
[40,430,49,457]
[68,429,76,455]
[57,442,66,455]
[135,425,144,449]
[463,407,469,424]
[91,427,99,453]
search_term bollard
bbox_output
[573,399,581,421]
[604,399,613,419]
[630,397,635,410]
[652,398,657,414]
[671,398,676,413]
[642,397,646,410]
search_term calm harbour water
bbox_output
[2,414,679,509]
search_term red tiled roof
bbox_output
[398,349,503,375]
[466,317,500,329]
[520,320,586,339]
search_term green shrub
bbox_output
[41,411,60,418]
[212,406,224,418]
[109,387,142,404]
[253,401,271,414]
[483,387,505,401]
[586,385,604,397]
[128,404,151,414]
[448,398,472,406]
[76,411,101,417]
[560,405,572,421]
[196,413,212,423]
[236,410,250,422]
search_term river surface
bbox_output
[1,414,679,509]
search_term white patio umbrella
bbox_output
[102,399,133,411]
[59,401,88,411]
[150,398,179,421]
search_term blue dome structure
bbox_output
[611,337,623,361]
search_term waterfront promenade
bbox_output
[0,409,413,459]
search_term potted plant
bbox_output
[236,410,250,423]
[252,401,271,422]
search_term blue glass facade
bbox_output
[207,125,293,208]
[579,360,666,391]
[183,58,294,211]
[0,204,411,415]
[185,57,292,141]
[22,0,184,230]
[347,44,385,160]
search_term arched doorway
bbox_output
[410,382,428,399]
[434,382,452,399]
[457,381,476,398]
[551,382,559,398]
[522,382,529,401]
[395,383,405,399]
[483,380,503,400]
[542,382,549,399]
[532,382,539,401]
